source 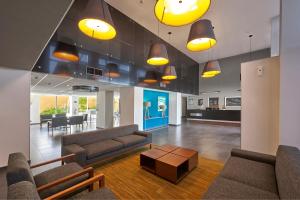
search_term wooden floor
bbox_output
[94,149,224,200]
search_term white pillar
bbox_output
[0,68,30,167]
[280,0,300,148]
[30,94,40,124]
[71,96,78,115]
[119,87,143,130]
[169,92,182,126]
[271,16,280,57]
[96,91,114,129]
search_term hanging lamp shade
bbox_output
[53,42,79,62]
[105,63,120,78]
[147,43,169,66]
[78,0,116,40]
[162,65,177,80]
[187,19,216,51]
[155,0,211,26]
[144,71,158,83]
[201,60,221,78]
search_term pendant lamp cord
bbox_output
[249,34,253,61]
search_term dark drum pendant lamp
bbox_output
[147,43,169,66]
[78,0,116,40]
[144,71,158,84]
[201,60,221,78]
[187,19,216,52]
[53,42,79,62]
[162,65,177,80]
[105,63,120,78]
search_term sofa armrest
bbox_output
[231,148,276,165]
[62,144,87,166]
[134,131,152,139]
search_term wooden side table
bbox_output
[172,148,198,171]
[156,153,189,183]
[140,149,167,173]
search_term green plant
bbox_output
[40,107,67,115]
[78,97,87,112]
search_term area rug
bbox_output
[94,149,224,200]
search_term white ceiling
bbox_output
[105,0,280,63]
[31,72,124,96]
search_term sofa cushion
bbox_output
[83,140,124,160]
[221,156,278,194]
[276,145,300,199]
[6,152,35,186]
[34,162,88,198]
[203,177,279,199]
[71,188,118,199]
[114,135,146,147]
[8,181,41,200]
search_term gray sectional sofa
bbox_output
[203,145,300,199]
[62,125,152,166]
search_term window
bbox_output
[78,97,87,113]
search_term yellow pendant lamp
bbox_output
[201,60,221,78]
[162,65,177,80]
[187,19,216,51]
[53,42,79,62]
[155,0,211,26]
[78,0,116,40]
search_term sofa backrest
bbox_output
[6,153,35,186]
[7,181,41,200]
[62,124,139,146]
[276,145,300,199]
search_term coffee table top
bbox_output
[154,144,179,153]
[157,153,188,167]
[141,148,167,159]
[172,148,198,158]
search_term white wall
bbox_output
[241,57,280,155]
[280,0,300,148]
[187,90,241,110]
[119,87,143,130]
[169,92,182,125]
[0,68,30,167]
[271,16,280,57]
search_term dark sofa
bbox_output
[62,124,152,166]
[203,145,300,199]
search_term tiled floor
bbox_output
[30,120,240,168]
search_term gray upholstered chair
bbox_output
[6,152,94,199]
[83,114,88,125]
[55,113,67,118]
[40,114,53,128]
[48,117,68,136]
[7,175,118,200]
[69,116,84,130]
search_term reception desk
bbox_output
[187,109,241,122]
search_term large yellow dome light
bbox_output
[78,19,116,40]
[155,0,211,26]
[78,0,116,40]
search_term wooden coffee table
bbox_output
[140,144,198,183]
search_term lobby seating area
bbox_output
[2,0,300,199]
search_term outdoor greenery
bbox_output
[40,107,67,115]
[78,97,87,112]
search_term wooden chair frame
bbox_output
[44,174,105,200]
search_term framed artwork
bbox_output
[225,97,241,107]
[198,99,204,106]
[188,98,194,105]
[208,97,219,108]
[158,96,166,111]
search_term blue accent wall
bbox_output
[143,90,169,130]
